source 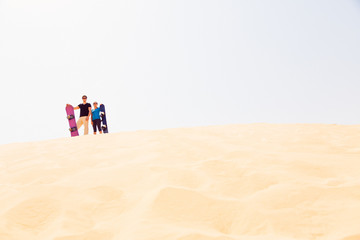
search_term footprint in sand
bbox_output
[340,235,360,240]
[151,187,240,235]
[178,233,235,240]
[54,230,113,240]
[5,198,60,233]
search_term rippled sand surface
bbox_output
[0,124,359,240]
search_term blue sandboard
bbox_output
[100,104,108,134]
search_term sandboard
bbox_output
[66,104,79,137]
[100,104,108,134]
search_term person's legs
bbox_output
[77,117,84,130]
[92,120,97,135]
[84,118,89,135]
[96,119,102,134]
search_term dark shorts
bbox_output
[92,119,102,132]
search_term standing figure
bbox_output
[67,95,91,135]
[91,102,103,135]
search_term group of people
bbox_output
[66,95,103,135]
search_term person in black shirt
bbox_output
[67,95,92,135]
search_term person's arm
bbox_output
[86,106,91,121]
[91,112,93,125]
[66,104,80,110]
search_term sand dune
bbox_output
[0,124,360,240]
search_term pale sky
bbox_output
[0,0,359,145]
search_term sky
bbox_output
[0,0,359,144]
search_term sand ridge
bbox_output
[0,124,360,240]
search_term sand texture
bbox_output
[0,124,360,240]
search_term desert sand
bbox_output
[0,124,360,240]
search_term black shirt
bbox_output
[78,103,91,117]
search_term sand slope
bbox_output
[0,124,360,240]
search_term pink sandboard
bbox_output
[66,105,79,137]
